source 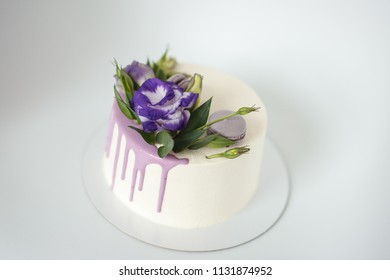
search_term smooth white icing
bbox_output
[103,64,267,228]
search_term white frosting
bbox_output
[103,64,267,228]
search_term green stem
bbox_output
[205,153,224,159]
[197,111,239,131]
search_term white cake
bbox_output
[103,64,267,228]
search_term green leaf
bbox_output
[159,48,168,62]
[120,70,134,102]
[114,59,134,103]
[183,97,212,132]
[146,58,152,67]
[114,86,139,122]
[172,130,205,153]
[156,131,174,158]
[129,126,155,145]
[188,134,217,150]
[152,63,167,80]
[206,135,236,148]
[114,86,132,119]
[114,59,121,78]
[150,49,176,80]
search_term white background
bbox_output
[0,0,389,259]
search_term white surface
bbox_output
[0,0,389,259]
[85,128,289,251]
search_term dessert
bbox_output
[103,53,267,228]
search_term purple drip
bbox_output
[110,134,122,189]
[121,146,130,180]
[105,118,115,158]
[105,103,188,212]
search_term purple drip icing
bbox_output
[105,103,188,212]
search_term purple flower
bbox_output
[131,78,198,132]
[124,60,155,86]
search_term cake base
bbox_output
[82,126,290,252]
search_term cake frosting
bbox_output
[103,63,267,228]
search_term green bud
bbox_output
[186,73,203,109]
[156,49,177,76]
[206,146,250,159]
[185,73,203,94]
[159,57,177,75]
[237,105,260,115]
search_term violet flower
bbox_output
[131,78,198,132]
[124,60,155,86]
[167,73,191,90]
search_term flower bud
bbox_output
[166,74,192,91]
[159,57,177,75]
[185,73,203,109]
[178,77,191,90]
[167,73,187,84]
[206,146,250,159]
[237,106,260,115]
[185,73,203,94]
[124,60,155,86]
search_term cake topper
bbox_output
[113,50,259,159]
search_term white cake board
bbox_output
[82,127,290,252]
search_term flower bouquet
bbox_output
[114,51,259,159]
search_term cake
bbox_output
[103,53,267,228]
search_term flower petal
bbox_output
[180,91,198,108]
[161,112,186,131]
[131,78,197,132]
[124,61,155,86]
[142,120,159,133]
[137,106,168,121]
[139,78,176,105]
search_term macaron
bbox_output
[207,110,247,141]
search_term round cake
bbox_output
[103,62,267,228]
